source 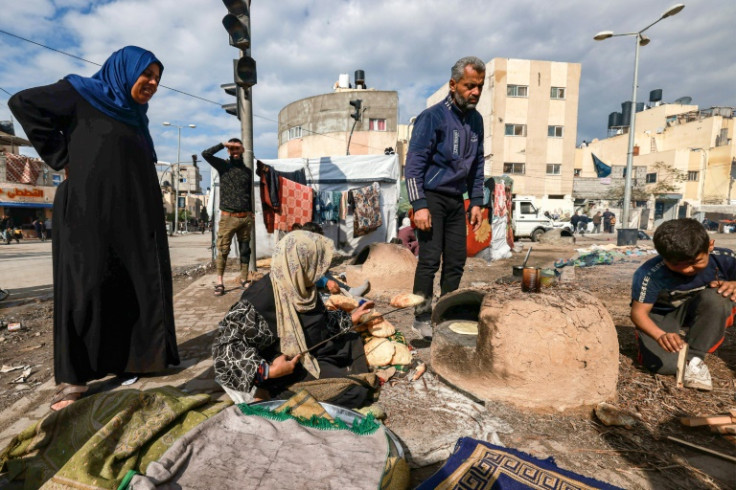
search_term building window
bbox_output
[504,124,527,136]
[546,164,561,175]
[369,118,386,131]
[574,169,581,177]
[550,87,566,99]
[547,125,564,137]
[548,194,565,199]
[52,174,62,186]
[687,171,699,181]
[288,126,302,140]
[645,173,657,183]
[507,85,528,97]
[503,162,525,174]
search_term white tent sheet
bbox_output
[209,154,400,260]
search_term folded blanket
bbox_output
[0,386,231,490]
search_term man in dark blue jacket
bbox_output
[405,56,486,339]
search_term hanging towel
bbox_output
[314,190,339,224]
[274,176,313,232]
[350,182,382,237]
[493,182,507,218]
[339,191,350,220]
[313,192,324,224]
[256,160,277,233]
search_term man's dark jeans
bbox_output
[413,191,467,318]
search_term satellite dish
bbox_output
[674,96,692,105]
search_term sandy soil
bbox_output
[1,233,735,489]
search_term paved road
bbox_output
[0,233,214,303]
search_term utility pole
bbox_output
[162,122,196,235]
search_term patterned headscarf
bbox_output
[270,230,334,378]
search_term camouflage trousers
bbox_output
[216,213,253,280]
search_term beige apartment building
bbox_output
[426,58,581,210]
[575,100,735,228]
[278,72,398,159]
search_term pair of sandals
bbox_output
[214,280,252,297]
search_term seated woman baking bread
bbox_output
[212,230,376,408]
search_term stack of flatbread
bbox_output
[364,337,413,367]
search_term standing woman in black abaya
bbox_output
[9,46,179,411]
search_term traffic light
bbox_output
[222,0,257,89]
[350,99,362,121]
[222,0,250,49]
[192,154,198,168]
[221,83,241,119]
[233,57,257,89]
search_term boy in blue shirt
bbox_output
[630,218,736,391]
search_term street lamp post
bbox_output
[162,122,196,236]
[594,3,684,245]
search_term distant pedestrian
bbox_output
[603,209,615,233]
[592,211,602,234]
[578,214,590,236]
[44,218,52,240]
[570,211,581,234]
[32,217,45,242]
[397,217,419,256]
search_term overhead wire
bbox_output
[0,28,393,154]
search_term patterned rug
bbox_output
[417,437,623,490]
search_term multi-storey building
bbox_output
[575,92,735,228]
[425,58,581,212]
[278,71,398,159]
[156,162,205,225]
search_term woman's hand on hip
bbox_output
[269,354,301,379]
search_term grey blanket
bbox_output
[129,405,390,489]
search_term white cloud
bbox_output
[1,0,733,161]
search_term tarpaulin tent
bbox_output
[209,154,400,260]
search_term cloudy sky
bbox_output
[1,0,733,187]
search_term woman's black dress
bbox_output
[9,80,179,384]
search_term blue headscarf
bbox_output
[65,46,163,161]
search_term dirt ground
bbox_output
[1,233,735,489]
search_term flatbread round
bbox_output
[390,293,425,308]
[367,318,395,338]
[448,320,479,335]
[390,342,412,365]
[326,295,359,312]
[365,338,395,367]
[358,310,382,325]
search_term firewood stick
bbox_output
[675,343,689,388]
[667,436,736,464]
